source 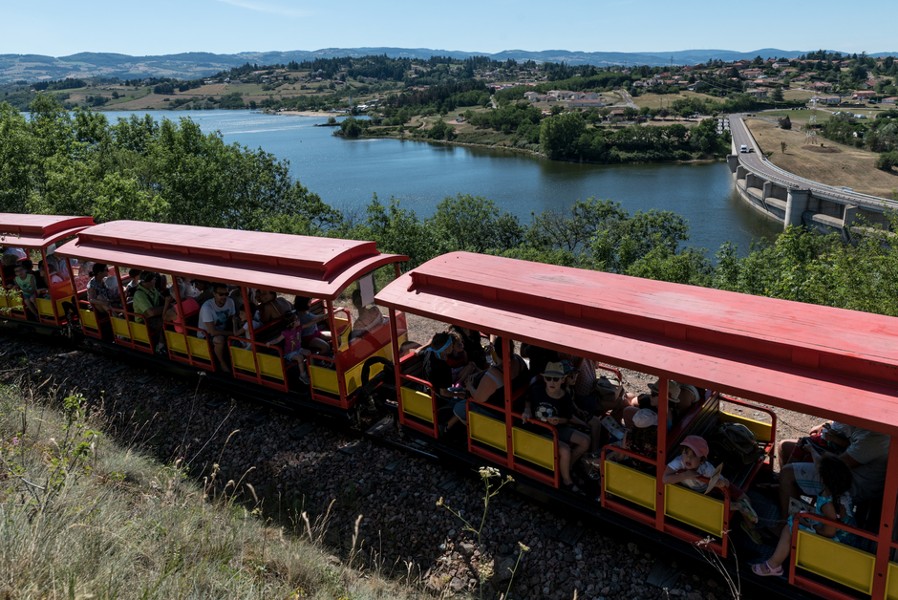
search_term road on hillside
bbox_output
[729,116,892,209]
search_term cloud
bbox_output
[215,0,311,18]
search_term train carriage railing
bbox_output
[229,338,289,392]
[784,511,891,600]
[164,322,216,372]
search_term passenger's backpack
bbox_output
[710,422,763,466]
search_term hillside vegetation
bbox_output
[0,381,422,599]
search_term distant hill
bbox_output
[1,47,895,83]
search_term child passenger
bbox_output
[266,312,312,386]
[751,455,853,577]
[293,296,332,355]
[663,435,758,523]
[13,262,45,317]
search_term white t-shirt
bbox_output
[667,455,716,491]
[198,297,235,338]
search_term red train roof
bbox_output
[0,213,96,248]
[376,252,898,435]
[56,221,405,299]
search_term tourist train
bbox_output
[3,212,897,600]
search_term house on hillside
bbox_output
[852,90,877,101]
[746,88,769,98]
[882,97,898,105]
[814,95,842,105]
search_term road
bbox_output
[729,116,892,210]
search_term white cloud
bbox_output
[215,0,311,18]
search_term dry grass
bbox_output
[631,91,719,110]
[746,118,898,199]
[0,383,427,600]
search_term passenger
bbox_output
[87,263,114,314]
[27,259,48,291]
[192,279,214,306]
[255,290,292,324]
[451,337,528,426]
[104,266,120,302]
[349,288,383,339]
[124,269,142,299]
[569,356,628,447]
[421,332,459,403]
[523,361,591,492]
[266,311,312,385]
[236,307,262,349]
[198,282,237,370]
[450,325,489,371]
[12,262,45,317]
[778,421,888,526]
[752,455,853,577]
[663,435,758,523]
[39,260,64,285]
[623,379,681,429]
[445,331,481,387]
[132,271,169,345]
[293,296,332,355]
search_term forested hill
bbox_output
[0,47,836,83]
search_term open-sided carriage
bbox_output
[376,251,898,600]
[54,220,407,414]
[0,213,95,327]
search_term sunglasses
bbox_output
[543,376,562,382]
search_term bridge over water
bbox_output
[728,116,895,237]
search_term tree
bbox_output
[876,151,898,172]
[771,87,784,102]
[778,115,792,130]
[539,112,585,160]
[781,141,788,154]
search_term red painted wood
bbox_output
[55,221,405,300]
[377,252,898,435]
[0,213,94,248]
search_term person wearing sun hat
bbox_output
[663,434,758,524]
[522,362,591,492]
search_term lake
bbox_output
[101,109,778,254]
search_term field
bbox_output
[746,117,898,198]
[631,90,720,110]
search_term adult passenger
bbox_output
[451,337,527,426]
[132,271,169,348]
[349,288,383,339]
[623,379,681,429]
[255,289,292,324]
[199,282,237,370]
[87,263,114,315]
[778,421,889,524]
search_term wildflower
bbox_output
[479,466,501,479]
[436,497,444,507]
[517,541,530,553]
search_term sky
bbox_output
[2,0,896,57]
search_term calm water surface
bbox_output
[102,110,778,254]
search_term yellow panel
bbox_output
[0,293,7,309]
[664,484,725,537]
[79,308,99,330]
[335,315,351,352]
[401,386,434,422]
[36,297,55,319]
[230,347,257,373]
[604,461,656,511]
[469,410,507,452]
[257,353,285,381]
[165,330,188,354]
[111,316,131,339]
[887,562,898,600]
[310,363,339,394]
[795,531,875,595]
[130,322,150,345]
[720,411,772,443]
[512,428,555,471]
[188,337,212,360]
